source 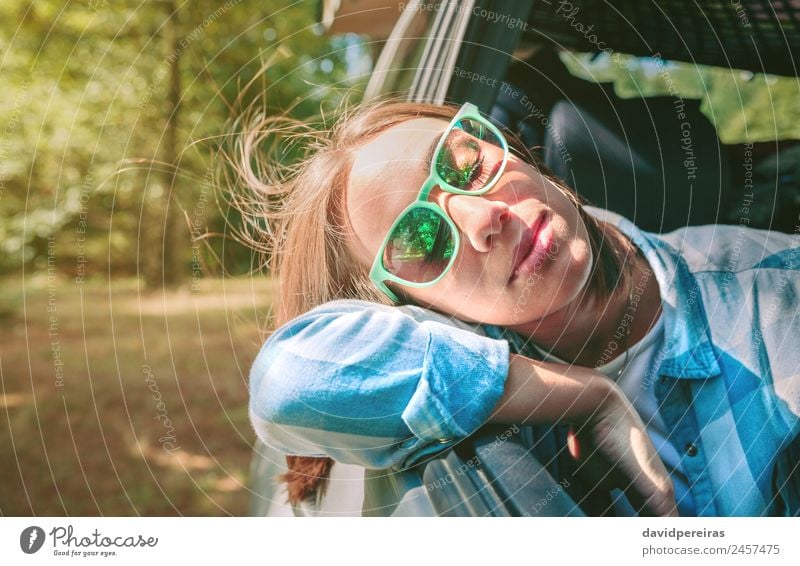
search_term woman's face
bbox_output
[346,116,594,326]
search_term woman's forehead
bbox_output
[350,117,445,194]
[346,117,447,249]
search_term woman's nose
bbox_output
[446,194,510,252]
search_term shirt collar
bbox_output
[613,215,721,379]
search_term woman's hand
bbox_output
[490,353,677,517]
[569,386,678,517]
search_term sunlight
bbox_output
[134,437,215,471]
[0,392,33,409]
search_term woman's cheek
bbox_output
[563,229,593,297]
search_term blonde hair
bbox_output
[223,97,636,504]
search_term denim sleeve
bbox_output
[248,300,510,470]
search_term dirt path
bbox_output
[0,277,272,516]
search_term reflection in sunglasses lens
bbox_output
[436,118,504,192]
[384,207,455,283]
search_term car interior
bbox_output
[250,0,800,516]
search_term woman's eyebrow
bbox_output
[423,134,440,172]
[423,129,470,172]
[425,130,482,173]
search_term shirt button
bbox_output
[685,442,699,457]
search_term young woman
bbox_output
[237,100,800,517]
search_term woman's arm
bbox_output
[250,300,676,515]
[491,354,677,517]
[492,354,619,424]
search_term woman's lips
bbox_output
[510,213,554,283]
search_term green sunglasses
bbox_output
[369,102,509,302]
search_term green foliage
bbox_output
[0,0,371,279]
[560,52,800,144]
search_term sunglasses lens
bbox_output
[383,207,456,283]
[436,118,504,191]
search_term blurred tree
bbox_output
[0,0,372,284]
[143,0,183,288]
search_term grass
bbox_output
[0,275,273,516]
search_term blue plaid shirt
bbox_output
[249,212,800,516]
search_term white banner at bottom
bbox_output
[1,517,799,565]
